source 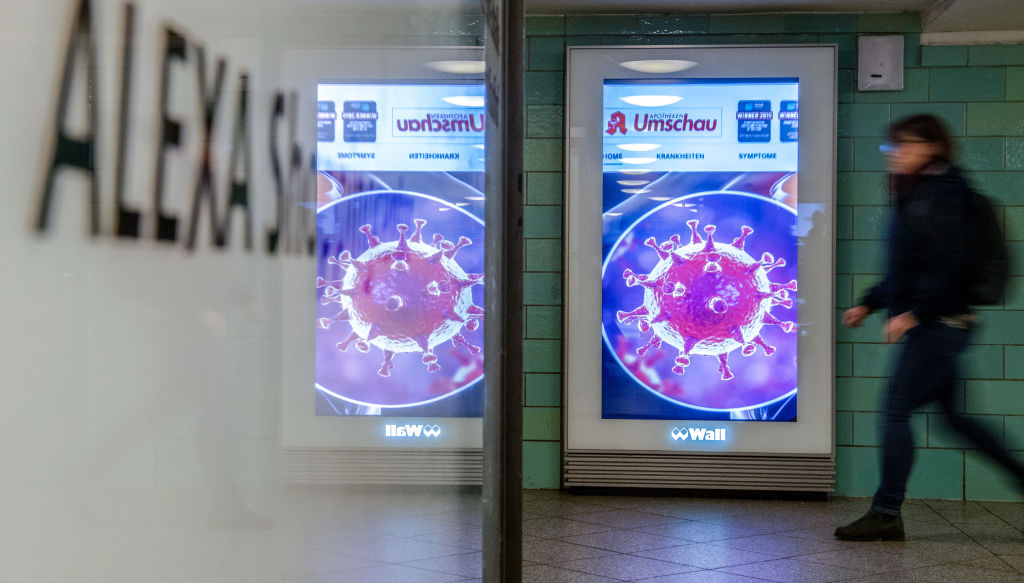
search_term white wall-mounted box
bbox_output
[858,35,905,91]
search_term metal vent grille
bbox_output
[280,448,482,485]
[565,451,834,492]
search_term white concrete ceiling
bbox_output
[523,0,1024,33]
[336,0,1024,34]
[921,0,1024,33]
[525,0,929,14]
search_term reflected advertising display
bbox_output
[602,79,799,422]
[315,83,485,417]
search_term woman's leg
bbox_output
[837,324,969,541]
[938,381,1024,488]
[871,324,969,515]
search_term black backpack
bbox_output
[964,186,1010,306]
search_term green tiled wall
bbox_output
[521,12,1024,499]
[522,40,566,484]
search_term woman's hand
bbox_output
[842,305,870,328]
[884,311,919,343]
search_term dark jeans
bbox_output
[871,321,1024,516]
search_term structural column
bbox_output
[483,0,524,581]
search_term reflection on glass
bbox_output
[1,0,487,580]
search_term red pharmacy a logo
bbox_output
[606,111,627,135]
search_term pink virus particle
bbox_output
[616,219,797,381]
[317,219,484,377]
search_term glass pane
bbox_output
[0,0,487,581]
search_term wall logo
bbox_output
[385,424,442,438]
[670,427,727,441]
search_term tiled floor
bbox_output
[9,487,1022,581]
[517,491,1023,583]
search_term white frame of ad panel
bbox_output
[564,45,836,458]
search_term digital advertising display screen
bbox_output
[565,45,834,466]
[601,79,800,422]
[315,82,485,418]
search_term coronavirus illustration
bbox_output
[616,219,796,381]
[317,218,484,377]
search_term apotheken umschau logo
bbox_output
[392,108,485,136]
[385,424,442,438]
[670,427,727,441]
[605,109,722,136]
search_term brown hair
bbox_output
[887,114,956,165]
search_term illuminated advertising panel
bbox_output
[602,79,799,422]
[565,46,835,469]
[315,82,485,417]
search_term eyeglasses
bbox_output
[879,139,930,152]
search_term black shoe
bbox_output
[834,510,905,541]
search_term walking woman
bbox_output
[835,114,1024,541]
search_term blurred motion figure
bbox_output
[836,114,1024,541]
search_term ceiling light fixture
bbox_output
[425,60,486,74]
[616,143,661,152]
[620,59,697,74]
[620,95,682,107]
[442,96,485,107]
